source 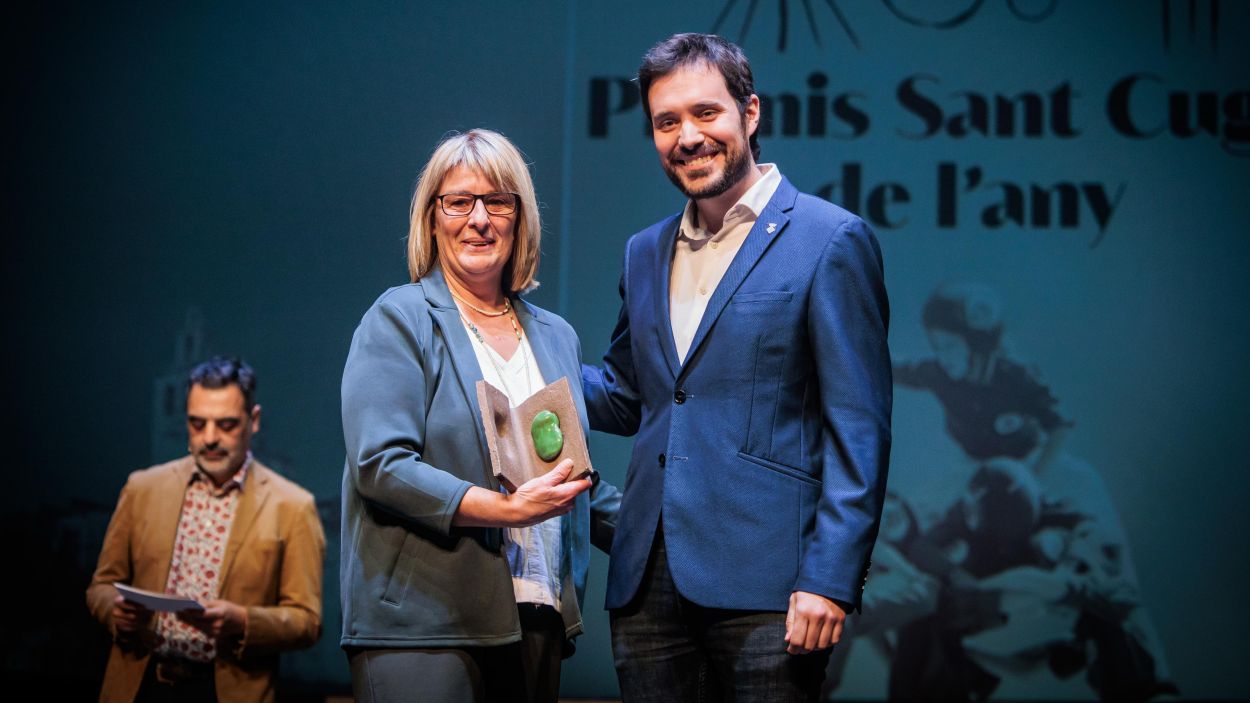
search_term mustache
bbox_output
[674,144,721,160]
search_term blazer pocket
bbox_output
[381,532,420,607]
[736,451,820,486]
[730,290,793,304]
[229,538,281,599]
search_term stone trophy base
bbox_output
[476,376,594,491]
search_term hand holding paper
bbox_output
[115,583,204,613]
[111,595,153,633]
[178,599,248,638]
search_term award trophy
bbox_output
[475,376,594,491]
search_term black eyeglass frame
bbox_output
[433,192,521,217]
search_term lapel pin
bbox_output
[766,222,777,234]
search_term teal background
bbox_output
[10,1,1248,699]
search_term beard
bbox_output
[662,132,753,201]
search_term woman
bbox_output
[340,129,619,703]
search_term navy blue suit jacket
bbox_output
[583,176,891,612]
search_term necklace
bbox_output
[461,309,533,402]
[450,289,512,317]
[459,306,522,344]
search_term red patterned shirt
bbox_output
[153,457,250,662]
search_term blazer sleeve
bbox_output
[236,493,325,656]
[582,241,643,436]
[794,216,893,608]
[588,475,622,554]
[85,476,137,637]
[560,313,623,553]
[342,295,474,536]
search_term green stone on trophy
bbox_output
[530,410,564,461]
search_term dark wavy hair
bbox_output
[187,356,257,410]
[637,33,760,160]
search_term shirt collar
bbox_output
[190,451,252,495]
[679,164,782,242]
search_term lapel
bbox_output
[513,299,563,387]
[220,459,271,586]
[678,177,798,378]
[149,457,197,588]
[513,297,579,549]
[654,216,682,380]
[422,267,498,490]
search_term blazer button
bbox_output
[658,453,666,468]
[673,389,687,404]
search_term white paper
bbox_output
[115,583,204,612]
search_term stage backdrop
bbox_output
[11,1,1248,699]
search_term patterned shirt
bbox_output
[153,456,250,662]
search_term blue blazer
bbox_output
[583,176,891,612]
[340,267,619,649]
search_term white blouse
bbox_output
[464,325,564,612]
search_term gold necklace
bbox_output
[459,307,522,344]
[450,289,511,317]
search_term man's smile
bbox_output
[673,146,722,172]
[681,154,717,169]
[675,142,725,168]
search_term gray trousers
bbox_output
[348,604,566,703]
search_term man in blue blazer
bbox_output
[582,33,892,701]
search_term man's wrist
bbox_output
[792,589,855,613]
[234,602,249,636]
[229,605,251,658]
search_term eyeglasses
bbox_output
[434,192,520,216]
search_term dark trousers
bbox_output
[348,603,565,703]
[610,527,831,703]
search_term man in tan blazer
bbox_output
[87,357,325,703]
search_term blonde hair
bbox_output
[407,129,542,294]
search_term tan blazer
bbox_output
[86,457,325,703]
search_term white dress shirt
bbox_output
[671,164,782,363]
